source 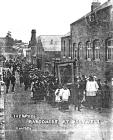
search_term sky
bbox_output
[0,0,107,43]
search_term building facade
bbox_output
[0,38,6,56]
[37,35,62,72]
[61,32,71,60]
[69,0,113,80]
[0,37,17,60]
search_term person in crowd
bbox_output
[54,84,63,109]
[78,79,85,111]
[86,75,99,109]
[10,74,16,92]
[5,75,10,93]
[23,74,29,91]
[47,80,56,105]
[61,84,70,110]
[28,75,32,89]
[19,74,24,87]
[0,80,5,96]
[81,75,87,91]
[102,80,112,108]
[30,81,34,98]
[96,79,102,111]
[2,69,6,83]
[72,79,81,111]
[7,69,11,79]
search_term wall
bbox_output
[70,2,113,80]
[61,36,71,60]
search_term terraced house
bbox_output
[62,0,113,81]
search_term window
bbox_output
[78,42,83,59]
[90,13,96,22]
[86,41,92,60]
[73,43,76,58]
[64,41,65,56]
[94,40,100,60]
[108,48,111,59]
[69,40,71,57]
[95,48,100,59]
[75,48,78,58]
[107,39,113,60]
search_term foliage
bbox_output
[5,31,14,47]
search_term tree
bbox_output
[5,31,14,47]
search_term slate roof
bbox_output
[37,35,63,51]
[71,0,112,25]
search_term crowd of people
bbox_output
[2,58,112,112]
[54,75,112,112]
[2,59,59,105]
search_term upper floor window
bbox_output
[86,41,92,60]
[94,40,100,60]
[107,39,113,60]
[90,13,96,22]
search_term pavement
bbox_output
[4,72,113,140]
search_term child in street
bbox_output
[55,84,63,109]
[61,84,70,110]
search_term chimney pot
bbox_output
[91,1,101,11]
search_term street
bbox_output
[0,1,112,140]
[4,73,113,140]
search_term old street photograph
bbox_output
[0,0,113,140]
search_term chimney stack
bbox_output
[30,29,37,46]
[91,0,101,11]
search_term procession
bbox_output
[0,0,113,140]
[2,58,112,113]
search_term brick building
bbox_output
[69,0,113,81]
[61,32,71,60]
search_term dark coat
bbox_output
[10,75,16,84]
[102,84,111,108]
[5,77,10,86]
[72,83,82,106]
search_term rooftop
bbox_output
[71,0,112,25]
[37,35,62,51]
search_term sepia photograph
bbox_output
[0,0,113,139]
